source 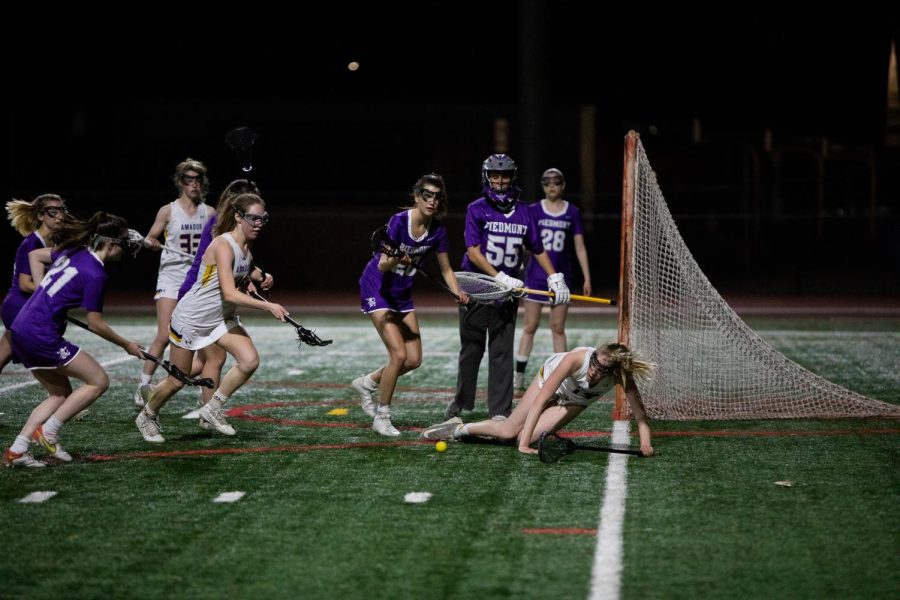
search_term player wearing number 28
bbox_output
[446,155,571,421]
[133,158,213,407]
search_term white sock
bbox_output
[515,354,529,364]
[376,404,391,417]
[11,435,31,454]
[143,407,158,418]
[458,424,470,438]
[208,390,229,411]
[42,416,65,441]
[140,373,152,385]
[364,374,377,389]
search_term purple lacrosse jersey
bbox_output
[178,214,218,299]
[359,210,448,313]
[1,231,47,328]
[460,197,543,276]
[524,200,585,293]
[10,248,108,369]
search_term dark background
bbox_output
[3,6,899,297]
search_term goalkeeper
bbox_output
[425,343,655,457]
[445,154,570,421]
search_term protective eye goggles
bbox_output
[419,189,445,202]
[238,211,269,226]
[541,177,564,187]
[589,351,615,377]
[181,174,204,185]
[40,206,69,218]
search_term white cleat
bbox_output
[372,413,401,437]
[32,427,73,462]
[3,449,47,468]
[198,405,236,436]
[352,376,378,418]
[135,410,165,443]
[421,417,463,441]
[134,383,154,409]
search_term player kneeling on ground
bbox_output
[423,342,655,457]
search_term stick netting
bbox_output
[623,135,900,420]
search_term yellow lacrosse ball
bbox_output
[435,441,448,453]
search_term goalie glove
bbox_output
[494,271,525,297]
[547,273,570,305]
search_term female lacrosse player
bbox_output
[423,342,655,457]
[133,158,213,407]
[352,173,468,437]
[514,168,592,397]
[1,194,69,374]
[3,212,144,468]
[146,179,272,416]
[134,193,288,443]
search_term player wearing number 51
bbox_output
[133,158,214,408]
[3,212,144,468]
[445,154,571,422]
[353,174,468,437]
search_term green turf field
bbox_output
[1,312,898,599]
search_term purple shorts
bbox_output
[10,330,81,370]
[359,278,414,314]
[1,294,26,329]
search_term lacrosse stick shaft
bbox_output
[519,288,615,305]
[574,444,643,456]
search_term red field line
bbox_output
[85,440,432,462]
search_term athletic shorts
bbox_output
[10,330,81,370]
[359,279,414,314]
[169,314,242,351]
[155,268,189,300]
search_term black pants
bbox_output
[452,299,518,418]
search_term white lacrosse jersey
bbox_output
[168,233,251,350]
[537,346,615,407]
[159,201,210,272]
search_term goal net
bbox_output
[615,131,900,420]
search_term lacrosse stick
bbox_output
[245,289,332,347]
[225,126,258,174]
[370,225,464,303]
[125,229,194,260]
[537,431,642,463]
[65,316,214,388]
[454,271,615,306]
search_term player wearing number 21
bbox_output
[445,155,571,422]
[133,158,213,407]
[3,213,143,468]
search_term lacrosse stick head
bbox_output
[125,229,146,257]
[295,326,333,348]
[370,225,404,258]
[225,126,258,173]
[454,271,516,305]
[538,431,576,464]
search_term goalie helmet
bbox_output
[481,154,519,212]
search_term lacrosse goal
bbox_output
[615,131,900,420]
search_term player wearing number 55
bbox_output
[445,154,571,422]
[353,174,468,437]
[133,158,214,408]
[424,343,655,457]
[3,212,144,468]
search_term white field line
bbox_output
[0,355,134,395]
[19,491,58,503]
[588,420,632,600]
[213,491,246,503]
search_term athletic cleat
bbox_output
[72,408,90,420]
[372,414,401,437]
[133,383,154,409]
[135,410,165,443]
[182,400,204,420]
[198,405,236,436]
[351,376,378,418]
[513,371,526,398]
[3,448,47,468]
[32,425,58,454]
[422,417,463,441]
